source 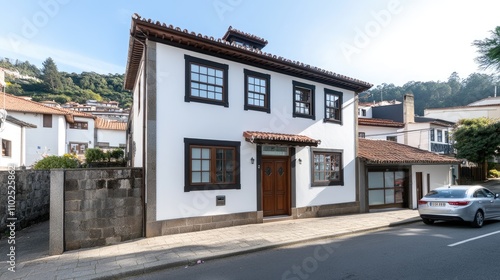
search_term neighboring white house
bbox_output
[124,15,373,236]
[94,118,126,150]
[359,94,455,155]
[424,97,500,123]
[0,115,36,169]
[0,93,126,166]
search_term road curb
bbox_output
[96,218,422,280]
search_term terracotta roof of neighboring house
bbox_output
[125,14,373,93]
[6,115,37,128]
[243,131,320,146]
[222,26,268,47]
[359,138,461,164]
[0,93,94,123]
[95,118,127,130]
[358,118,405,128]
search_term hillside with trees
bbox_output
[1,57,132,108]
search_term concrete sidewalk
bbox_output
[0,209,421,280]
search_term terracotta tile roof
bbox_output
[125,14,373,93]
[359,138,461,164]
[95,118,127,130]
[0,93,94,122]
[222,26,268,46]
[358,118,405,128]
[243,131,320,146]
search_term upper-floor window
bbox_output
[445,131,449,144]
[324,89,342,123]
[437,130,442,142]
[69,121,88,130]
[358,108,366,117]
[358,132,366,138]
[312,149,343,186]
[2,139,11,157]
[292,81,315,120]
[184,138,241,192]
[43,114,52,128]
[430,129,435,141]
[386,136,397,142]
[185,55,229,107]
[244,69,270,113]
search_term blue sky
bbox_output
[1,0,499,86]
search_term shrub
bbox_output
[85,148,105,163]
[488,169,500,178]
[109,148,124,161]
[33,154,79,169]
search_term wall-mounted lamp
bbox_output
[298,158,302,164]
[251,157,255,164]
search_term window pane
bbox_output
[368,172,384,188]
[192,148,201,158]
[192,172,201,183]
[201,159,210,171]
[369,190,385,205]
[201,172,210,182]
[385,189,395,203]
[192,160,201,171]
[384,172,395,188]
[201,148,210,158]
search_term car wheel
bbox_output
[471,210,484,228]
[422,218,434,225]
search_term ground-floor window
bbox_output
[184,138,240,192]
[2,139,11,157]
[368,170,407,206]
[69,142,88,155]
[311,148,343,186]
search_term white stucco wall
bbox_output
[131,59,145,168]
[66,116,95,152]
[9,112,65,166]
[411,164,455,208]
[155,43,358,220]
[424,106,500,123]
[359,125,400,140]
[0,121,22,168]
[96,129,125,148]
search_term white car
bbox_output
[418,185,500,228]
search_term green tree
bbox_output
[41,57,63,91]
[452,117,500,177]
[473,26,500,71]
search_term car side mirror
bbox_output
[496,193,500,199]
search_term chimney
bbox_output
[403,93,415,124]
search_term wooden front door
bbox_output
[416,172,423,200]
[262,157,290,217]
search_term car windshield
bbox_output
[425,189,467,198]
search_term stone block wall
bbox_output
[63,168,143,251]
[0,170,50,233]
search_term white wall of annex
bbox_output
[97,129,126,148]
[9,112,65,166]
[411,164,453,208]
[155,44,358,220]
[358,125,399,140]
[0,122,22,168]
[405,123,430,150]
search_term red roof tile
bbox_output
[358,118,405,128]
[243,131,320,146]
[359,138,460,164]
[95,118,126,130]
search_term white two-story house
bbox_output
[124,15,373,236]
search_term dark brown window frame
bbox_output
[292,81,315,120]
[69,121,88,130]
[2,139,11,157]
[185,55,229,107]
[324,89,342,124]
[43,114,52,128]
[184,138,241,192]
[358,132,366,138]
[244,69,271,113]
[311,148,344,186]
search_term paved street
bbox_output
[0,179,498,280]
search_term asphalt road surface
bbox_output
[129,219,500,280]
